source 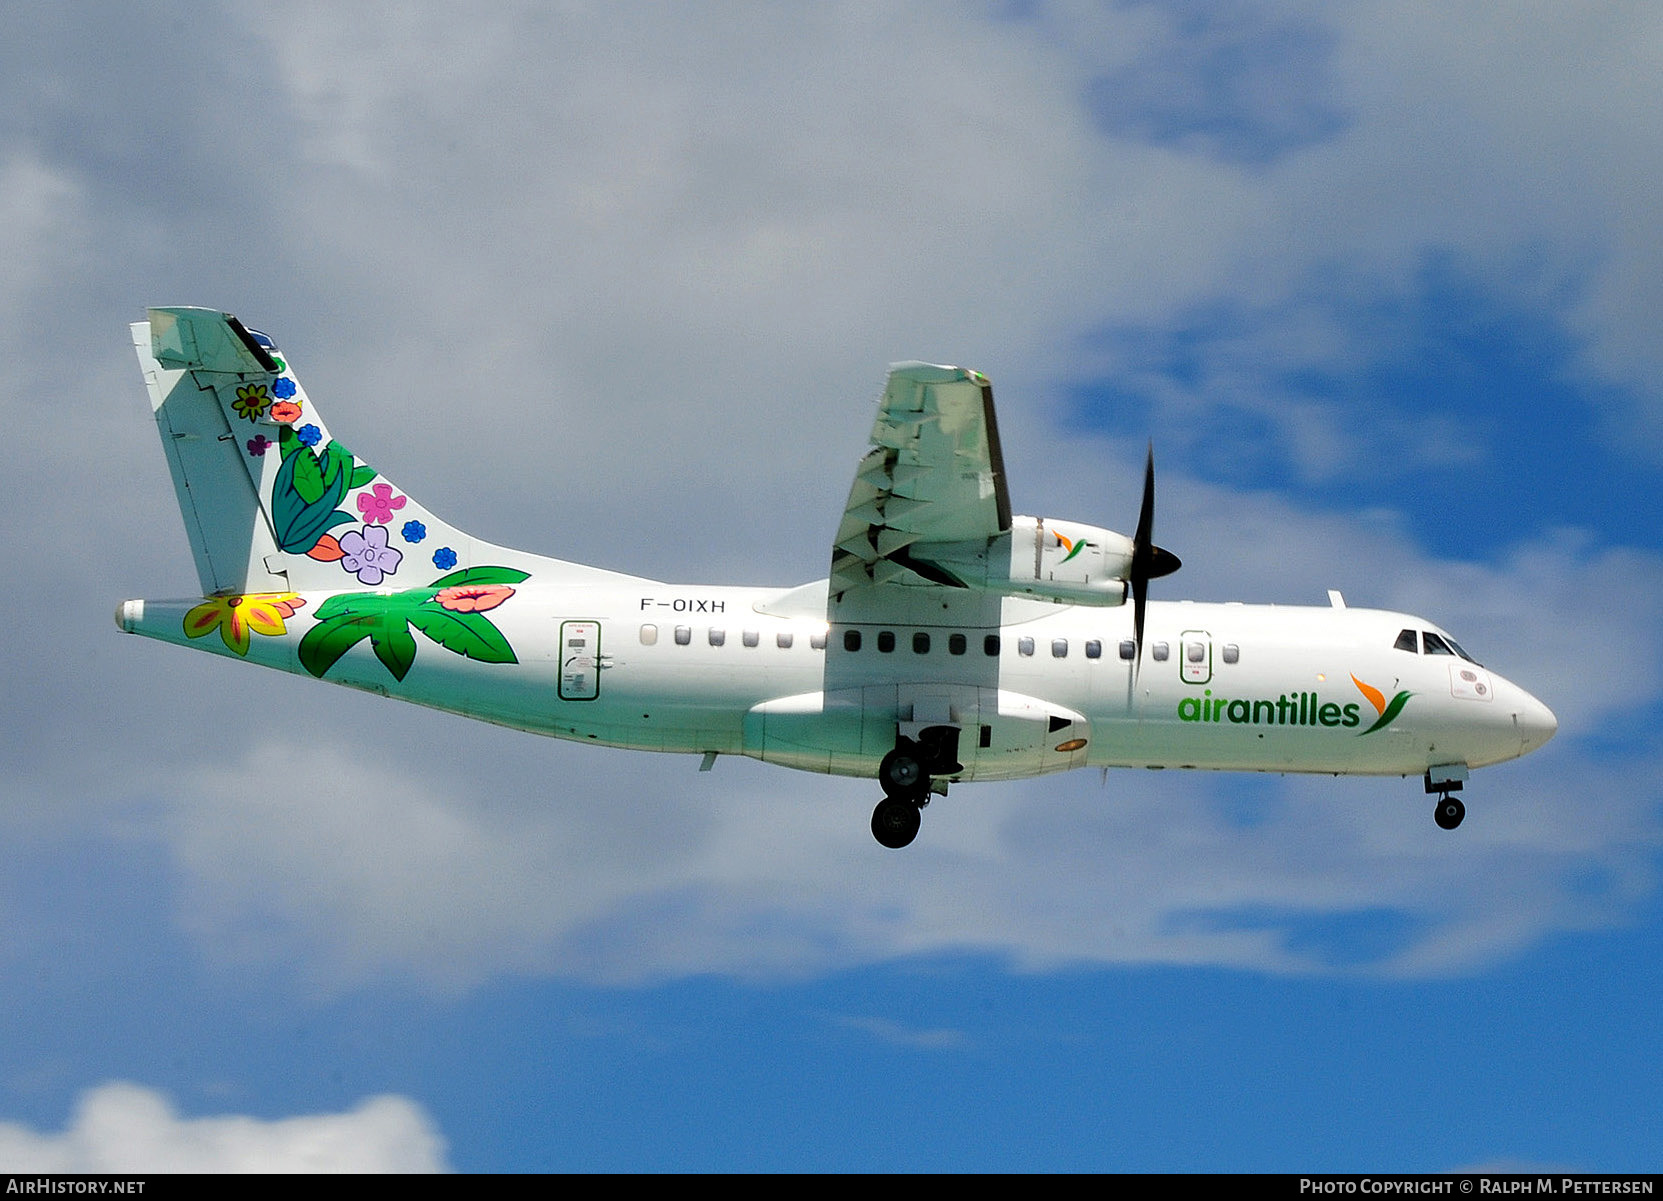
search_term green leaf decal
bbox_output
[349,465,378,489]
[408,608,517,664]
[321,441,353,490]
[289,446,325,505]
[298,612,373,678]
[296,577,524,682]
[373,623,418,681]
[271,439,354,553]
[429,566,532,588]
[1360,690,1412,735]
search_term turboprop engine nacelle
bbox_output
[1002,515,1133,606]
[912,516,1134,606]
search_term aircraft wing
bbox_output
[829,362,1011,596]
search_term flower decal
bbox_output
[436,584,515,613]
[401,520,426,544]
[339,525,402,585]
[433,547,458,570]
[246,434,271,457]
[297,424,322,447]
[356,482,408,525]
[183,593,305,656]
[232,383,271,421]
[272,377,298,399]
[269,400,303,424]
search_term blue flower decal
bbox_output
[402,520,427,544]
[272,377,298,399]
[432,546,458,570]
[296,424,322,446]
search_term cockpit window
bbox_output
[1422,631,1455,656]
[1394,629,1418,653]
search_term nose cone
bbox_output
[1515,689,1558,756]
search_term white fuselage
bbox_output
[121,581,1557,784]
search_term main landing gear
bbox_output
[1426,767,1467,830]
[870,732,960,849]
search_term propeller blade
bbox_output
[1129,443,1181,682]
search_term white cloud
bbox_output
[0,153,82,324]
[0,1083,448,1173]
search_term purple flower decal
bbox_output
[246,434,271,457]
[272,377,298,399]
[297,424,322,446]
[432,547,457,570]
[338,525,403,585]
[401,520,426,543]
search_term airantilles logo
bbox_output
[1052,530,1087,565]
[1177,674,1413,735]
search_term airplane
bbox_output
[117,307,1558,848]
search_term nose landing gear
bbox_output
[1433,794,1466,830]
[1425,766,1468,830]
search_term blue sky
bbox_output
[1,1,1660,1172]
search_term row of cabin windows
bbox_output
[639,623,1244,665]
[639,625,828,650]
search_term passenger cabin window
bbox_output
[776,632,793,649]
[1422,631,1456,656]
[674,625,692,646]
[1052,639,1068,658]
[811,631,827,650]
[877,630,896,653]
[984,635,1001,656]
[1152,642,1170,661]
[913,632,930,654]
[1118,639,1136,661]
[708,628,726,647]
[1394,629,1419,653]
[844,629,861,652]
[1085,640,1102,660]
[743,630,760,648]
[1221,644,1239,664]
[1187,642,1206,663]
[949,633,967,656]
[1018,637,1035,657]
[639,624,658,646]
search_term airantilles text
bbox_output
[1180,690,1362,728]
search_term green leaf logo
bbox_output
[1352,674,1412,735]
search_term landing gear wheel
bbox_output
[871,798,922,849]
[1434,795,1466,830]
[878,747,927,800]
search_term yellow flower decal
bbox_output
[183,593,306,655]
[231,383,271,421]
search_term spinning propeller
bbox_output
[1130,443,1181,681]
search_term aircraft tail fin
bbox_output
[133,306,638,595]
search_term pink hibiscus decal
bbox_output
[356,482,407,525]
[435,584,515,613]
